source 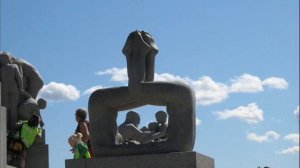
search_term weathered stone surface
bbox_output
[88,31,196,156]
[25,144,49,168]
[66,152,214,168]
[1,106,7,168]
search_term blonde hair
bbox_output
[68,133,83,144]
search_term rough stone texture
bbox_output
[88,31,196,156]
[24,129,49,168]
[25,144,49,168]
[1,106,7,168]
[65,152,214,168]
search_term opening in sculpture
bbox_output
[88,30,196,157]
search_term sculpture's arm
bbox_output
[14,64,23,91]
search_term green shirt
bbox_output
[73,142,91,159]
[20,122,42,148]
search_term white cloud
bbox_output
[188,76,229,106]
[284,134,299,144]
[39,82,80,101]
[196,117,202,126]
[83,85,105,95]
[214,103,264,124]
[277,146,299,154]
[95,68,288,106]
[229,74,263,93]
[294,106,299,120]
[96,67,128,83]
[262,77,288,89]
[247,131,280,143]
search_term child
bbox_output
[68,133,91,159]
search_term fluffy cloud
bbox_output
[196,117,202,126]
[247,131,280,143]
[229,74,263,93]
[277,146,299,154]
[284,134,299,144]
[96,67,128,83]
[294,106,299,120]
[96,68,288,106]
[39,82,80,101]
[262,77,288,89]
[83,85,105,95]
[214,103,264,124]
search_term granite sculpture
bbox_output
[88,30,196,157]
[0,51,45,130]
[118,111,153,144]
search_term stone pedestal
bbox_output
[1,106,8,168]
[25,130,49,168]
[65,151,214,168]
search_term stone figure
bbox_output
[0,52,23,130]
[118,111,153,144]
[142,111,168,142]
[18,91,46,127]
[11,56,44,99]
[0,51,45,130]
[88,30,195,157]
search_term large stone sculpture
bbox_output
[88,30,196,157]
[0,51,45,130]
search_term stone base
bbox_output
[25,144,49,168]
[65,151,214,168]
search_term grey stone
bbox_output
[88,31,196,156]
[65,151,214,168]
[0,51,46,131]
[25,144,49,168]
[1,106,7,168]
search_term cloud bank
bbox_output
[39,82,80,101]
[214,103,264,124]
[277,146,299,154]
[247,131,280,143]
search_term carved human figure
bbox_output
[141,111,168,142]
[88,31,195,156]
[122,30,158,92]
[0,52,23,130]
[11,56,44,99]
[118,111,152,144]
[18,90,46,127]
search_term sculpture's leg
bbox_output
[145,54,155,82]
[8,93,19,130]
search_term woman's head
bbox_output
[75,108,87,122]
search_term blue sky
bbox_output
[1,0,299,168]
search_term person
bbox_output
[74,108,93,157]
[7,114,42,168]
[68,133,91,159]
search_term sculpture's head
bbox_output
[148,122,159,132]
[0,52,13,65]
[37,98,47,109]
[155,111,168,124]
[125,111,140,127]
[122,30,158,58]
